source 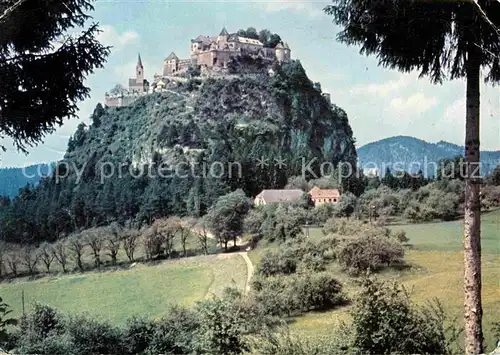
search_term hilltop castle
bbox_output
[105,54,149,108]
[105,27,292,108]
[163,27,291,75]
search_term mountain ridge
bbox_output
[357,135,500,176]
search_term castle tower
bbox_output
[136,53,144,83]
[283,42,291,62]
[164,52,180,75]
[217,27,229,44]
[275,42,286,63]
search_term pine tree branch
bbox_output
[474,43,499,59]
[0,0,29,25]
[471,0,500,39]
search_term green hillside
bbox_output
[0,254,247,325]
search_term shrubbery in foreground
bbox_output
[3,275,467,355]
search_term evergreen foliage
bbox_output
[0,0,109,152]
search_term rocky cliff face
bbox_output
[66,61,357,186]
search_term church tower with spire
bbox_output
[127,53,148,94]
[136,53,144,84]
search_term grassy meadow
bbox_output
[0,253,247,325]
[0,210,497,348]
[289,209,500,349]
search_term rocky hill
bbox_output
[0,61,357,243]
[357,136,500,176]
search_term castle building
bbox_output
[163,27,291,75]
[129,54,149,94]
[105,54,149,108]
[105,28,292,107]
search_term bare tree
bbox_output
[53,239,69,273]
[143,223,165,261]
[162,219,178,258]
[38,242,55,273]
[0,241,7,278]
[84,229,104,269]
[123,229,139,262]
[21,245,39,277]
[104,224,121,266]
[196,217,210,256]
[68,236,85,271]
[6,246,20,277]
[173,217,192,257]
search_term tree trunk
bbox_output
[463,43,483,355]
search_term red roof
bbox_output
[308,186,340,199]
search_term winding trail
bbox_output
[187,224,254,294]
[238,252,254,294]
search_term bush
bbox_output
[337,236,404,275]
[252,275,294,316]
[252,272,345,317]
[481,185,500,210]
[65,315,123,355]
[15,303,67,355]
[299,252,327,272]
[16,333,74,355]
[292,272,346,312]
[121,317,155,355]
[258,237,338,277]
[393,229,409,244]
[195,297,249,355]
[146,306,199,355]
[14,304,122,355]
[248,328,345,355]
[18,303,64,342]
[347,277,459,354]
[258,250,297,277]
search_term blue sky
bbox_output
[0,0,498,167]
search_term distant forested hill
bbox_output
[357,136,500,176]
[0,164,53,198]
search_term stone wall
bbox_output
[104,94,143,108]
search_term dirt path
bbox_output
[187,225,254,294]
[238,252,254,294]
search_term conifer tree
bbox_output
[325,2,499,352]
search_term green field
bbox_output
[0,254,247,325]
[290,209,500,349]
[0,211,498,348]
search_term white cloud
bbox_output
[443,98,464,123]
[439,85,500,150]
[390,92,438,117]
[349,73,417,97]
[97,25,139,51]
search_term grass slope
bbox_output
[288,209,500,349]
[0,254,247,325]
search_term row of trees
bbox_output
[236,27,282,48]
[0,216,216,279]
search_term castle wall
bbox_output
[105,96,121,108]
[196,51,214,67]
[105,94,143,108]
